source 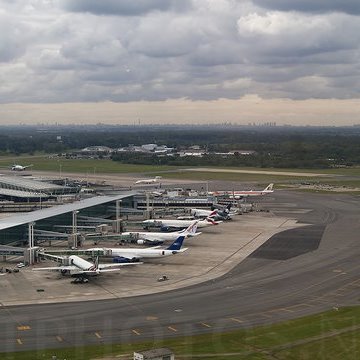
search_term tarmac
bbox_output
[0,209,303,306]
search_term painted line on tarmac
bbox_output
[132,329,141,336]
[56,336,63,342]
[16,339,23,345]
[229,317,244,323]
[167,326,178,332]
[95,332,102,339]
[200,322,211,328]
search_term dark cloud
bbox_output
[62,0,191,16]
[253,0,360,15]
[0,0,360,104]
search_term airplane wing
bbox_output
[98,262,143,269]
[188,232,202,237]
[96,268,123,273]
[33,265,78,272]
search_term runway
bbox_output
[1,190,360,352]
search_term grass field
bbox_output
[0,156,178,174]
[3,306,360,360]
[1,156,360,192]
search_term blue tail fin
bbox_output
[167,236,185,251]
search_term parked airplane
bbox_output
[143,217,221,231]
[135,176,162,184]
[190,204,235,220]
[123,221,201,245]
[211,183,274,199]
[11,164,33,171]
[33,254,133,280]
[86,235,187,263]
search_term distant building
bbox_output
[81,146,112,154]
[134,348,175,360]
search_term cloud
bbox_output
[252,0,360,15]
[0,0,359,109]
[0,13,28,62]
[61,0,192,16]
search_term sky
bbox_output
[0,0,359,126]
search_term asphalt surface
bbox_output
[1,190,360,353]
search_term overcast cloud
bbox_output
[0,0,359,123]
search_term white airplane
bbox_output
[86,235,187,263]
[123,220,201,245]
[11,163,33,171]
[135,176,162,184]
[33,254,133,279]
[143,217,221,231]
[211,183,274,199]
[190,204,235,220]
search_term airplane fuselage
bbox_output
[143,218,219,230]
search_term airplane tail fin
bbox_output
[208,210,218,218]
[205,217,220,225]
[167,236,185,251]
[180,220,199,236]
[264,183,274,191]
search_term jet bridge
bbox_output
[0,245,41,264]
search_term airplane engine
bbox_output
[113,256,130,263]
[137,240,145,245]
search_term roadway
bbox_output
[1,190,360,352]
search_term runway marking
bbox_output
[146,316,158,321]
[333,269,343,273]
[276,308,294,313]
[16,339,23,345]
[200,322,211,328]
[17,325,31,331]
[230,317,244,323]
[167,326,178,332]
[56,336,63,342]
[132,329,141,336]
[308,297,330,305]
[269,308,294,314]
[95,332,102,339]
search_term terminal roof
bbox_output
[0,192,136,231]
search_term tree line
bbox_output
[1,125,360,168]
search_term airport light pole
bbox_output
[72,210,79,249]
[115,200,122,233]
[28,222,35,265]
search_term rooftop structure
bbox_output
[0,175,77,195]
[134,348,174,360]
[0,192,137,232]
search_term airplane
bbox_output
[190,204,235,221]
[143,217,221,231]
[10,163,33,171]
[135,176,162,184]
[33,254,134,281]
[85,235,187,263]
[210,183,274,199]
[123,220,201,245]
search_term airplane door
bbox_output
[162,251,165,256]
